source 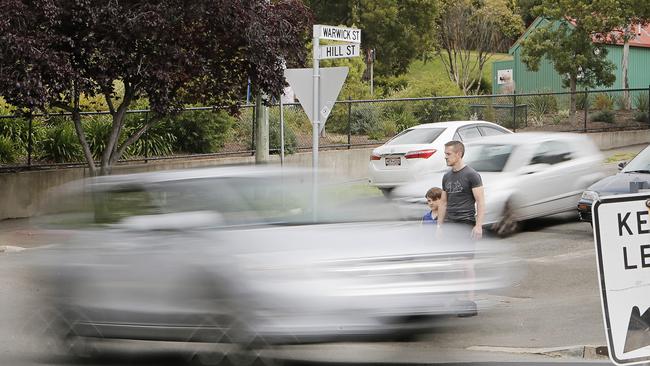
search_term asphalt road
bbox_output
[1,144,644,366]
[0,212,613,366]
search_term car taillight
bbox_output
[404,149,436,159]
[370,153,381,161]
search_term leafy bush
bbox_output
[576,92,591,110]
[593,93,614,111]
[269,118,297,154]
[591,110,615,123]
[349,104,382,135]
[368,119,398,141]
[0,136,18,164]
[634,111,647,122]
[381,103,419,133]
[159,110,234,154]
[40,122,83,162]
[635,93,649,112]
[528,92,557,127]
[553,109,570,125]
[83,115,113,159]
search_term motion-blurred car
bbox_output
[32,166,512,360]
[368,121,511,195]
[578,145,650,223]
[392,132,605,236]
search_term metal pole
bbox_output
[312,25,320,221]
[584,89,588,132]
[347,97,352,149]
[280,94,285,166]
[370,58,374,97]
[647,85,650,125]
[144,112,149,163]
[27,114,33,167]
[251,104,256,156]
[512,90,517,132]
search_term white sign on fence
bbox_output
[594,193,650,365]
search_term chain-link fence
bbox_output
[1,87,648,171]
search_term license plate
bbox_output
[385,157,401,166]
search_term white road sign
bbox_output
[283,67,348,131]
[315,25,361,44]
[594,193,650,365]
[319,43,360,60]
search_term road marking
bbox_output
[528,249,594,264]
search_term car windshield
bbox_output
[464,144,514,172]
[622,146,650,173]
[385,127,445,145]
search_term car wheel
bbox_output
[492,199,519,237]
[379,188,393,198]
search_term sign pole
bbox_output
[312,25,320,221]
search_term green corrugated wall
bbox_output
[491,18,650,94]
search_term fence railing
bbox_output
[0,87,648,171]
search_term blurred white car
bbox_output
[368,121,511,195]
[392,132,605,235]
[32,166,513,360]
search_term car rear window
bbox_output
[385,128,445,145]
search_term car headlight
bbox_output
[581,190,599,202]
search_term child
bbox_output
[422,187,443,224]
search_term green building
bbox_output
[492,17,650,94]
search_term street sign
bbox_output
[594,193,650,365]
[283,67,348,132]
[315,25,361,44]
[319,43,360,60]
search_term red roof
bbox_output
[596,23,650,48]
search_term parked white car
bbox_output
[368,121,511,195]
[392,132,605,235]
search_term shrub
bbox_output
[634,111,647,122]
[349,104,382,135]
[40,122,83,162]
[83,115,113,159]
[381,103,419,133]
[269,118,297,154]
[553,109,570,125]
[635,93,649,112]
[591,110,615,123]
[158,110,234,154]
[576,92,591,110]
[0,136,18,164]
[593,93,614,111]
[528,92,558,116]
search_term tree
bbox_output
[305,0,439,77]
[436,0,524,94]
[0,0,311,175]
[518,0,650,119]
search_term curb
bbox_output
[466,345,609,360]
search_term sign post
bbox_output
[593,193,650,365]
[284,24,361,220]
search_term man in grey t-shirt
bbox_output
[438,140,485,240]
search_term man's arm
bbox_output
[472,186,485,239]
[437,191,447,227]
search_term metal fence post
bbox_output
[279,95,285,166]
[512,90,517,132]
[144,112,149,163]
[27,113,33,167]
[584,89,588,132]
[647,85,650,125]
[347,97,352,149]
[251,105,256,156]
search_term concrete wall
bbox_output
[0,148,374,221]
[586,130,650,150]
[1,128,649,221]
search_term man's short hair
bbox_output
[425,187,443,201]
[444,140,465,157]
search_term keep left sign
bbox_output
[594,193,650,365]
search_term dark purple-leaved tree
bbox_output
[0,0,312,175]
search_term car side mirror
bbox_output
[618,161,627,171]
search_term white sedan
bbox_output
[368,121,511,195]
[392,132,605,236]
